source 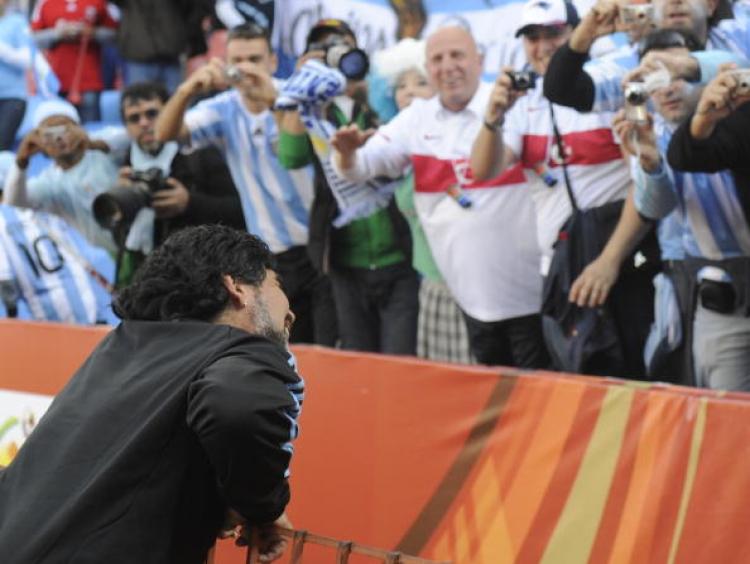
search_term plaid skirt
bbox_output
[417,279,475,364]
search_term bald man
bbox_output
[332,26,548,368]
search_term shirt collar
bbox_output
[435,81,489,119]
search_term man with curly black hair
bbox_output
[0,225,301,564]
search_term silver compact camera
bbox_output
[731,69,750,96]
[623,82,649,123]
[224,65,243,84]
[620,4,654,26]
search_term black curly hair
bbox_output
[113,225,274,322]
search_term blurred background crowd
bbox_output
[2,0,750,392]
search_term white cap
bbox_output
[32,98,80,127]
[515,0,579,37]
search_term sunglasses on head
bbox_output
[124,108,160,124]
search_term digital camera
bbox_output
[620,4,654,26]
[731,69,750,96]
[623,82,649,123]
[306,35,369,81]
[93,168,169,231]
[506,70,538,91]
[224,65,243,84]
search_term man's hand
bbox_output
[231,62,278,106]
[55,19,86,41]
[295,49,326,71]
[629,50,700,84]
[16,129,44,170]
[331,124,375,170]
[612,109,661,172]
[180,58,229,97]
[569,0,619,53]
[485,68,525,127]
[569,254,621,307]
[151,178,190,219]
[691,65,750,139]
[219,510,292,563]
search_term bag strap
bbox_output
[548,102,579,213]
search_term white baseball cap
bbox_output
[516,0,580,37]
[32,98,80,127]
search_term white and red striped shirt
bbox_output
[335,82,542,323]
[503,81,631,271]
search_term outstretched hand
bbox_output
[331,124,375,158]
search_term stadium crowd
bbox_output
[2,0,750,391]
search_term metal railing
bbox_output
[209,526,450,564]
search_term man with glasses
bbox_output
[113,81,244,285]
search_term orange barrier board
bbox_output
[2,320,750,563]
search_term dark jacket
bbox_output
[0,321,301,564]
[306,102,412,273]
[113,0,211,61]
[667,103,750,220]
[126,145,246,247]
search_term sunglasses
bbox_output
[124,108,160,124]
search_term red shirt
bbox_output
[31,0,117,93]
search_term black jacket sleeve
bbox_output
[543,43,596,112]
[667,103,750,173]
[186,343,301,524]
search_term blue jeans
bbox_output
[124,60,182,94]
[0,98,26,149]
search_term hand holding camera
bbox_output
[691,65,750,139]
[223,62,277,106]
[570,0,619,53]
[16,130,44,170]
[181,58,230,97]
[612,107,660,172]
[484,67,531,129]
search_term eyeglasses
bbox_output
[124,108,160,124]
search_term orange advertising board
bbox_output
[2,320,750,563]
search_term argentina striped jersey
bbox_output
[634,120,750,260]
[0,204,118,324]
[185,90,314,253]
[585,17,750,113]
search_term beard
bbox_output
[250,293,288,347]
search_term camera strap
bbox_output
[548,102,579,213]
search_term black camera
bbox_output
[93,167,169,231]
[506,70,538,91]
[306,34,369,81]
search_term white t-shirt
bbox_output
[503,81,631,272]
[335,82,542,323]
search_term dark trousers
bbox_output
[274,246,337,346]
[462,312,550,369]
[607,265,657,379]
[0,98,25,150]
[328,262,419,355]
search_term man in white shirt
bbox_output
[332,25,548,368]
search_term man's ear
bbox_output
[269,51,279,76]
[222,274,247,308]
[706,0,720,17]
